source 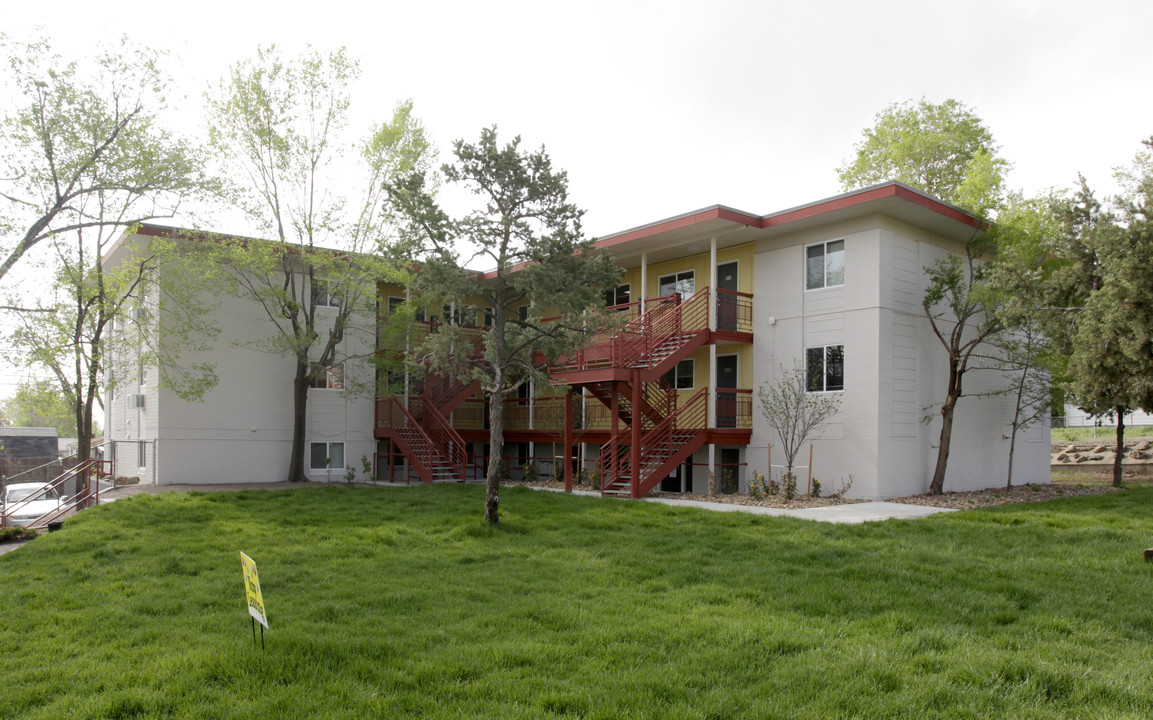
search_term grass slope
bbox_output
[2,485,1153,719]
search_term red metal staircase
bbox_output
[551,291,717,498]
[376,336,482,483]
[597,387,709,497]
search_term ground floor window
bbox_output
[138,441,147,469]
[806,345,844,392]
[310,442,345,471]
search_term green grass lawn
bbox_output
[3,485,1153,719]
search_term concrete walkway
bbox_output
[529,486,957,524]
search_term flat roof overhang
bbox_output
[588,182,985,270]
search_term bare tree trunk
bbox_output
[286,358,311,482]
[1113,407,1125,488]
[929,394,957,495]
[1006,426,1017,492]
[485,388,503,524]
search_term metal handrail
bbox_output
[421,402,467,481]
[2,458,98,528]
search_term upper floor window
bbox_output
[310,363,344,390]
[806,240,845,290]
[658,271,695,301]
[312,279,341,308]
[662,358,695,390]
[806,345,844,392]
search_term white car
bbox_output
[2,482,73,527]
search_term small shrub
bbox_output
[831,474,855,498]
[345,465,357,484]
[748,472,766,500]
[768,475,780,495]
[521,460,538,483]
[810,478,821,498]
[782,472,797,501]
[0,525,37,543]
[361,454,372,481]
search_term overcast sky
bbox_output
[3,0,1152,397]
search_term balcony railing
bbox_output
[715,388,753,430]
[715,288,753,334]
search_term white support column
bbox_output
[708,236,717,429]
[708,444,716,495]
[709,236,718,330]
[640,252,648,314]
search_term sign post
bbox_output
[240,552,267,649]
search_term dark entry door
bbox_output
[717,261,738,331]
[716,355,738,429]
[720,448,740,494]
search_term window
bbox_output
[387,296,405,314]
[662,359,695,390]
[311,279,340,308]
[138,441,147,468]
[310,442,345,471]
[805,240,845,290]
[518,304,529,322]
[604,283,631,308]
[310,363,344,390]
[658,271,695,301]
[806,345,844,392]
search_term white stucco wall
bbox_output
[105,234,378,485]
[748,214,1049,499]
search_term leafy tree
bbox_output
[983,194,1065,488]
[206,46,432,482]
[838,98,1008,207]
[0,35,214,286]
[2,378,79,436]
[921,246,1005,495]
[388,127,621,524]
[757,362,842,480]
[1060,144,1153,486]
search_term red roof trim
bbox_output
[593,206,761,251]
[589,182,983,251]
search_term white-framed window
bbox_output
[310,441,345,471]
[137,441,147,469]
[310,363,344,390]
[662,358,695,390]
[806,345,844,392]
[658,271,695,301]
[604,283,631,308]
[805,239,845,290]
[311,279,341,308]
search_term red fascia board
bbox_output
[583,183,983,253]
[761,184,983,231]
[593,206,762,251]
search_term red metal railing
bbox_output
[420,402,467,481]
[597,386,709,494]
[2,458,101,528]
[378,397,454,484]
[716,388,753,430]
[715,288,754,334]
